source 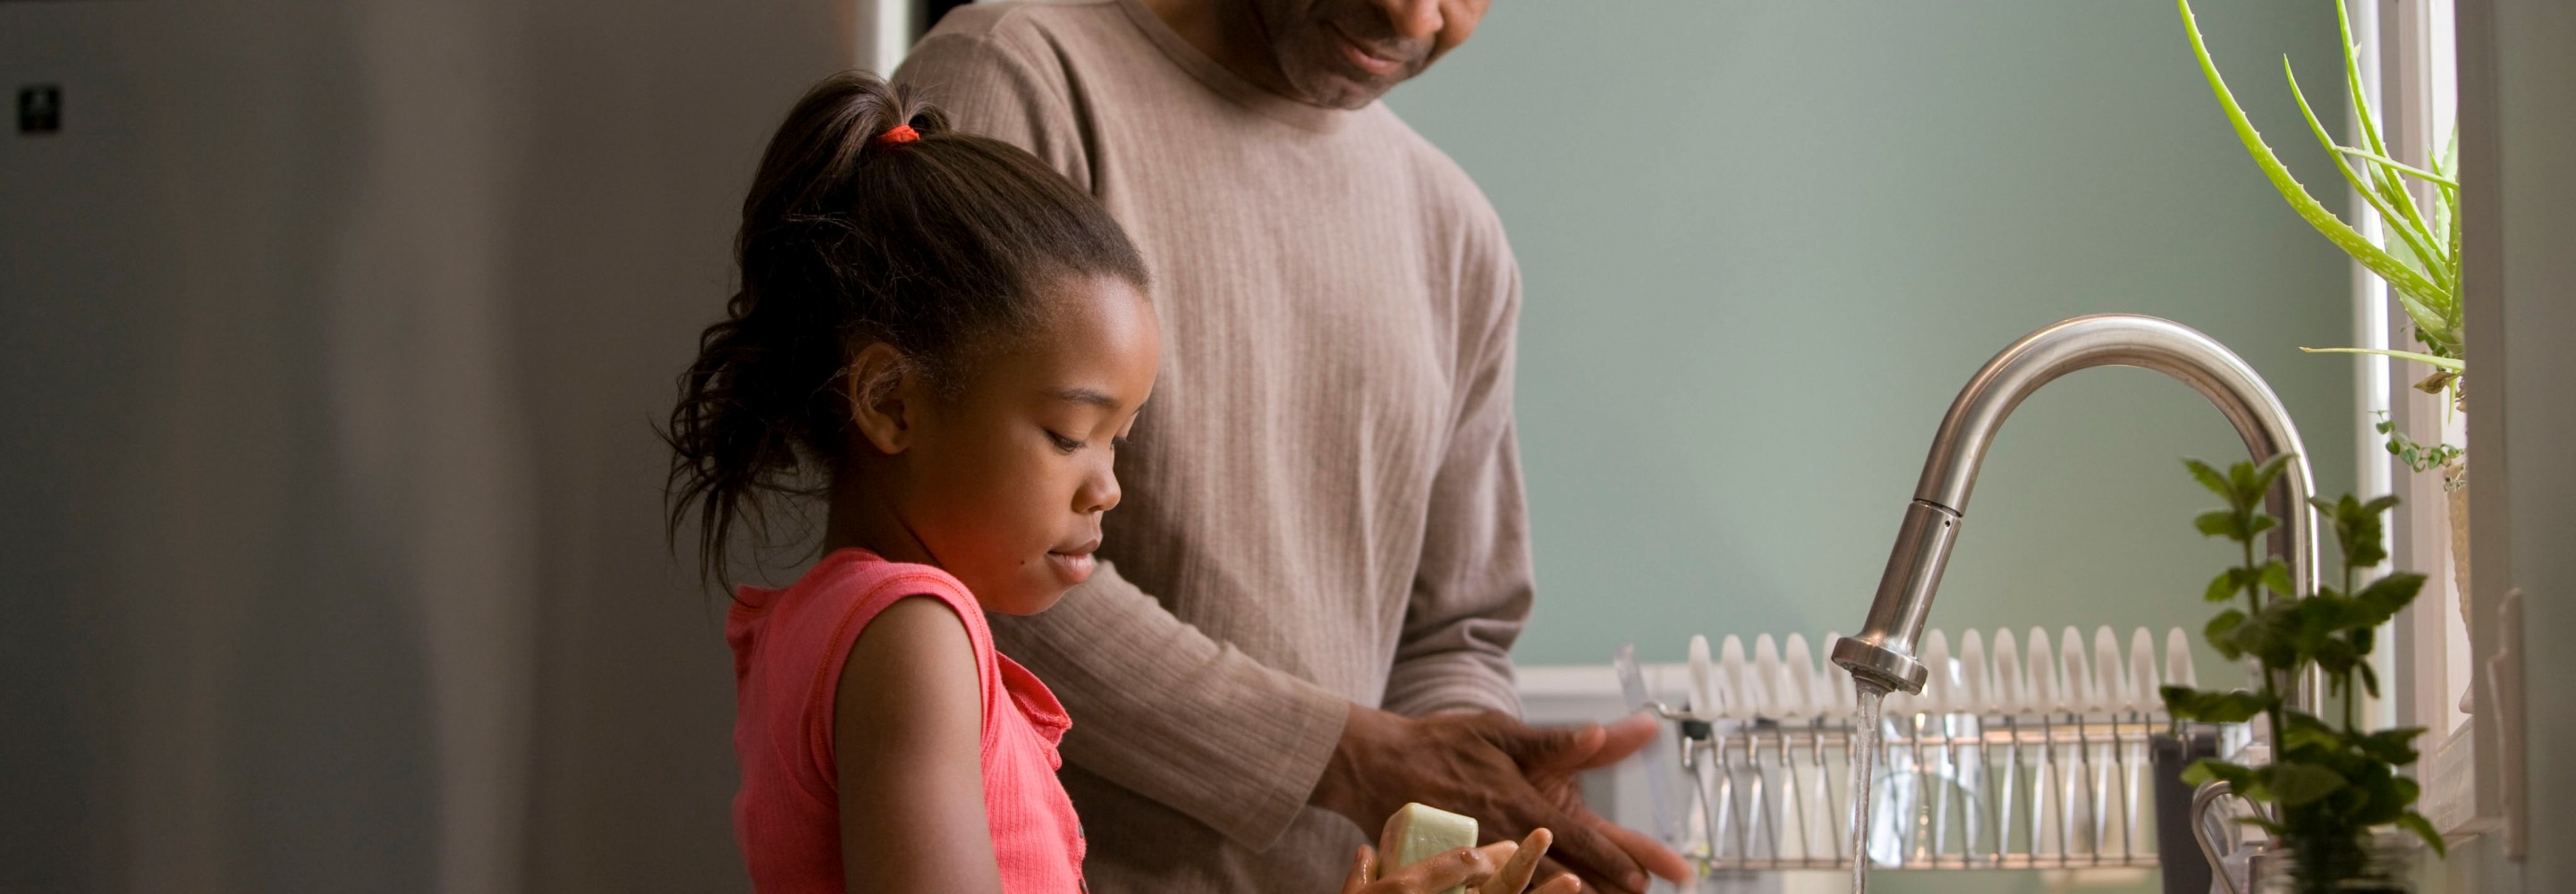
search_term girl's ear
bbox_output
[845,342,919,455]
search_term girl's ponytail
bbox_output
[665,72,1145,588]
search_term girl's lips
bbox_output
[1046,550,1096,585]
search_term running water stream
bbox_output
[1846,681,1889,894]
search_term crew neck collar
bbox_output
[1115,0,1356,134]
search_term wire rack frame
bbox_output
[1664,710,2240,873]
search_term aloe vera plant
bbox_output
[2180,0,2464,419]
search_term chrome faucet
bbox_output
[1830,314,2318,696]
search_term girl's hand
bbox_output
[1478,829,1581,894]
[1340,829,1582,894]
[1313,708,1684,893]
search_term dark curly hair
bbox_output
[665,71,1148,586]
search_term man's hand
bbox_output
[1311,706,1690,894]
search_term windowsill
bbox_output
[2422,720,2500,839]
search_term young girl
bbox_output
[668,72,1577,894]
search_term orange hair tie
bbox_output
[876,123,920,147]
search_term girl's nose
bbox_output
[1078,466,1121,515]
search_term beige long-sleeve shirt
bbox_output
[895,4,1531,890]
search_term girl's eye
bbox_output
[1046,431,1084,452]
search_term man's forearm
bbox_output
[986,561,1349,849]
[1309,702,1397,826]
[1383,648,1521,718]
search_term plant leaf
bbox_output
[2287,60,2445,288]
[2374,163,2447,291]
[2334,145,2458,187]
[2354,572,2428,623]
[2394,290,2461,354]
[2338,493,2395,569]
[2180,0,2448,308]
[2387,772,2422,809]
[2292,595,2344,650]
[2206,609,2250,659]
[2197,510,2242,539]
[2299,346,2465,372]
[2182,758,2262,800]
[2331,0,2451,296]
[2442,128,2463,322]
[2350,771,2415,825]
[2279,712,2340,752]
[2207,568,2245,603]
[2355,727,2428,765]
[2258,559,2295,597]
[2396,812,2448,857]
[2246,513,2280,540]
[2205,571,2246,605]
[2249,453,2296,496]
[2266,762,2348,807]
[2165,686,2275,722]
[2184,457,2232,498]
[2334,0,2393,160]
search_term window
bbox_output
[2357,0,2488,837]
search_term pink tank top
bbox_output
[726,549,1086,893]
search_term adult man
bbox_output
[894,2,1690,891]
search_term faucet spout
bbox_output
[1830,314,2317,696]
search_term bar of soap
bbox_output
[1379,802,1479,894]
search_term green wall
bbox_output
[1389,1,2360,682]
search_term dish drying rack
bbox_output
[1616,627,2247,873]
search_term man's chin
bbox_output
[1286,72,1397,110]
[1276,43,1409,107]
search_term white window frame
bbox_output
[2361,0,2509,842]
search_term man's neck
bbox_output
[1137,0,1300,101]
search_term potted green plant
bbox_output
[2159,454,2445,892]
[2178,0,2470,605]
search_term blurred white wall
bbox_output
[2465,0,2575,887]
[1,1,852,890]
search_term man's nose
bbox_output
[1368,0,1442,42]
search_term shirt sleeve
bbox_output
[894,28,1352,852]
[894,28,1092,190]
[987,563,1350,850]
[1380,208,1532,720]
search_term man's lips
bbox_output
[1326,22,1406,78]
